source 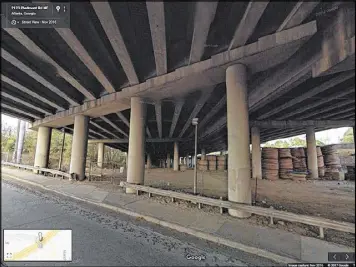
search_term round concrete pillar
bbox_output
[69,115,89,181]
[16,121,26,164]
[146,154,152,169]
[166,153,171,169]
[306,126,318,179]
[34,126,52,172]
[226,64,252,218]
[173,141,179,171]
[97,142,105,168]
[251,127,262,180]
[126,97,146,193]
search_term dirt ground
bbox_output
[89,167,355,247]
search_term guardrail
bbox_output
[1,161,71,179]
[120,181,355,238]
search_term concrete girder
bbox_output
[116,112,130,127]
[189,2,218,64]
[228,1,269,50]
[1,103,42,120]
[1,48,78,106]
[277,1,320,32]
[276,86,355,120]
[1,109,34,123]
[146,2,167,76]
[154,101,162,138]
[91,2,139,85]
[320,107,355,120]
[169,99,184,138]
[1,75,63,110]
[257,71,355,120]
[55,28,116,94]
[3,28,96,100]
[88,129,107,139]
[146,127,152,138]
[297,99,355,120]
[1,91,53,115]
[202,118,355,139]
[30,21,317,129]
[90,121,122,139]
[100,116,129,138]
[178,86,215,138]
[88,138,187,144]
[188,94,227,138]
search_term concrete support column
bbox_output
[166,153,171,169]
[34,126,52,172]
[126,97,146,193]
[16,121,26,164]
[306,126,318,179]
[201,148,206,160]
[353,126,355,147]
[12,120,21,162]
[173,141,179,171]
[69,115,89,181]
[226,64,251,218]
[97,142,105,168]
[146,154,152,169]
[251,127,262,180]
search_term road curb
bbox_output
[3,173,299,264]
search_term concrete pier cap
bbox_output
[226,64,252,218]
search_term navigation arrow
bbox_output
[345,254,349,260]
[333,254,337,260]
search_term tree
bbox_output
[341,128,354,143]
[289,137,306,147]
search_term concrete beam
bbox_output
[257,71,355,120]
[90,121,122,139]
[169,99,184,138]
[100,116,129,138]
[178,86,214,138]
[249,22,319,112]
[155,101,162,138]
[320,107,355,120]
[228,1,269,50]
[116,112,130,127]
[146,127,152,139]
[3,28,96,100]
[91,2,139,85]
[88,138,187,144]
[31,22,317,129]
[146,2,167,76]
[276,86,355,120]
[1,75,63,110]
[55,28,116,94]
[297,99,355,120]
[1,91,53,115]
[1,48,78,106]
[190,94,227,138]
[277,1,319,32]
[189,2,218,64]
[1,103,42,120]
[1,110,34,123]
[88,129,107,139]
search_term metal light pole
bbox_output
[192,118,199,194]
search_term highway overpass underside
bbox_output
[1,2,355,217]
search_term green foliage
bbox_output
[341,128,354,143]
[264,136,327,148]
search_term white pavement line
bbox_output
[2,173,299,264]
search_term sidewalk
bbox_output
[2,167,354,264]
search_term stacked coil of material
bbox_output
[291,147,307,171]
[262,148,279,180]
[321,145,342,180]
[217,155,227,171]
[197,159,208,171]
[207,155,217,171]
[345,166,355,181]
[279,148,293,180]
[316,146,325,177]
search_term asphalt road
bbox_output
[1,178,278,266]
